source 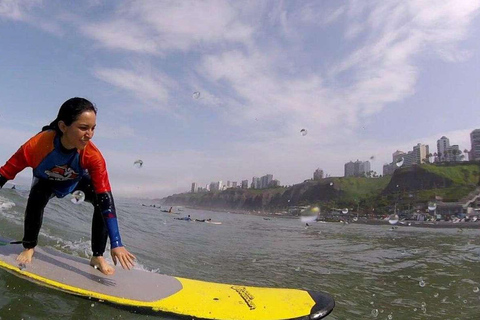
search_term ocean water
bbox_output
[1,188,480,319]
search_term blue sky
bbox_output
[0,0,479,198]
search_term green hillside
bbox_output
[421,163,480,185]
[163,162,480,214]
[331,176,391,199]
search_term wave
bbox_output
[0,194,22,225]
[0,197,15,210]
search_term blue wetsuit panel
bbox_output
[32,136,84,197]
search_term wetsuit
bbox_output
[0,130,123,256]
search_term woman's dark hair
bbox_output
[42,97,97,134]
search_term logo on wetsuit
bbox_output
[45,165,79,181]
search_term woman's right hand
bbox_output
[111,246,136,270]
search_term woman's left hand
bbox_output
[111,246,136,270]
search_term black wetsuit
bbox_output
[0,130,123,256]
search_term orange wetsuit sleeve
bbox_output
[80,142,111,194]
[0,131,55,180]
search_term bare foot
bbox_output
[90,256,115,275]
[16,248,35,264]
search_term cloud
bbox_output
[13,0,478,136]
[303,4,345,26]
[192,0,479,158]
[0,0,63,34]
[80,0,254,54]
[82,19,159,54]
[199,50,340,133]
[94,67,173,109]
[0,0,40,21]
[327,0,480,118]
[407,0,480,62]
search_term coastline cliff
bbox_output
[162,162,480,214]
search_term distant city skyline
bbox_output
[192,129,480,193]
[191,173,280,193]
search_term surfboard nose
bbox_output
[308,290,335,319]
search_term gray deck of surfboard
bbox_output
[0,245,182,301]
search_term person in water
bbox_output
[0,97,135,275]
[175,215,191,221]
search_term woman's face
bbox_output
[59,110,96,150]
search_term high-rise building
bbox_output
[392,150,406,165]
[402,152,416,167]
[209,181,223,191]
[209,182,216,191]
[344,161,355,177]
[383,163,395,176]
[251,177,260,189]
[446,145,462,162]
[470,129,480,161]
[388,144,429,168]
[383,150,405,176]
[436,136,466,162]
[344,160,370,177]
[241,180,249,189]
[437,136,450,162]
[385,147,432,175]
[191,182,198,193]
[313,168,324,180]
[360,161,371,175]
[260,174,273,188]
[412,143,429,164]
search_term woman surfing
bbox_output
[0,97,135,275]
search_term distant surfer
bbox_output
[0,97,136,275]
[168,206,173,213]
[175,215,191,221]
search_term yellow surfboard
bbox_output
[0,244,334,319]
